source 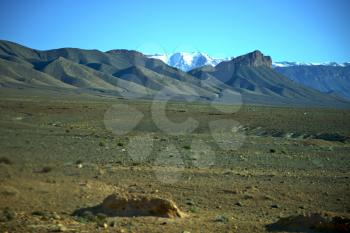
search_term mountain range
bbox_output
[148,52,350,100]
[0,40,349,107]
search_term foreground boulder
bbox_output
[74,192,185,218]
[101,193,185,218]
[267,212,350,233]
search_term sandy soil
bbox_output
[0,94,349,233]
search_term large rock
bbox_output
[68,191,187,219]
[100,192,185,218]
[267,212,350,232]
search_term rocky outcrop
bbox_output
[232,50,272,68]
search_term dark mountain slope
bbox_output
[0,40,209,88]
[0,40,131,71]
[40,56,158,96]
[275,65,350,100]
[41,57,119,90]
[114,65,219,98]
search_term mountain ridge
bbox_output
[147,51,350,100]
[0,40,349,107]
[148,50,350,71]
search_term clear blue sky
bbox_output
[0,0,349,62]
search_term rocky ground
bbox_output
[0,92,349,233]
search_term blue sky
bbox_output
[0,0,349,62]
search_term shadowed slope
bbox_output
[275,65,350,100]
[0,58,74,89]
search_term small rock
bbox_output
[81,210,95,221]
[96,213,107,221]
[52,212,61,220]
[214,215,229,223]
[97,221,108,229]
[51,224,67,232]
[235,202,243,207]
[32,210,50,217]
[152,189,159,194]
[109,220,117,227]
[271,204,279,208]
[186,200,195,206]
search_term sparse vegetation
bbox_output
[188,206,200,213]
[99,141,105,147]
[75,159,83,165]
[32,210,49,216]
[39,166,53,173]
[0,185,19,196]
[0,156,12,165]
[0,207,16,221]
[80,210,96,222]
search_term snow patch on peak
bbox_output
[168,52,214,71]
[148,52,230,71]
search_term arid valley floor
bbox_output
[0,89,349,233]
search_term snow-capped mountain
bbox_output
[149,51,350,71]
[167,52,227,71]
[148,52,230,71]
[273,61,350,68]
[148,51,350,100]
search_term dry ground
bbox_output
[0,91,349,233]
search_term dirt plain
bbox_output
[0,89,349,233]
